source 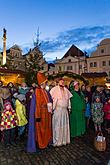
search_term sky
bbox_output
[0,0,110,61]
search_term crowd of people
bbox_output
[0,72,110,153]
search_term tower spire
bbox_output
[3,28,7,65]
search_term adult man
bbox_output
[27,72,52,152]
[50,78,72,147]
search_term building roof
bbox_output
[99,38,110,46]
[81,72,107,78]
[1,44,22,55]
[10,44,22,51]
[62,45,84,59]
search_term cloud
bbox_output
[40,25,110,60]
[1,25,109,61]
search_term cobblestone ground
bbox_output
[0,130,110,165]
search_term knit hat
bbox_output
[73,81,79,86]
[37,72,47,85]
[2,87,11,99]
[94,95,100,99]
[4,100,12,109]
[17,94,26,102]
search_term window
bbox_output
[63,66,65,71]
[90,62,93,67]
[102,61,106,66]
[67,66,72,70]
[59,66,61,71]
[101,49,104,53]
[94,62,97,67]
[109,61,110,66]
[68,59,71,62]
[109,71,110,77]
[79,65,82,69]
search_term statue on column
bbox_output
[3,28,7,39]
[2,28,7,65]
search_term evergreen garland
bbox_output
[48,71,88,84]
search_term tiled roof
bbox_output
[62,45,84,59]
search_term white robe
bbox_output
[50,85,72,146]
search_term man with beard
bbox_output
[27,72,52,152]
[50,78,72,147]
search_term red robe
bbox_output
[35,87,52,149]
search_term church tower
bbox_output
[3,28,7,65]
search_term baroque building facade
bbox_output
[5,45,26,71]
[87,38,110,78]
[49,38,110,80]
[48,45,87,75]
[0,45,48,73]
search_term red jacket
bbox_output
[103,103,110,119]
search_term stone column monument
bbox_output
[3,28,7,65]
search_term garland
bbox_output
[48,71,88,84]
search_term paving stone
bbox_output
[0,130,110,165]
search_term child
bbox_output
[15,94,28,140]
[85,96,91,130]
[91,96,104,132]
[103,97,110,134]
[0,101,18,147]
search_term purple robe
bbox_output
[27,94,37,152]
[26,90,52,152]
